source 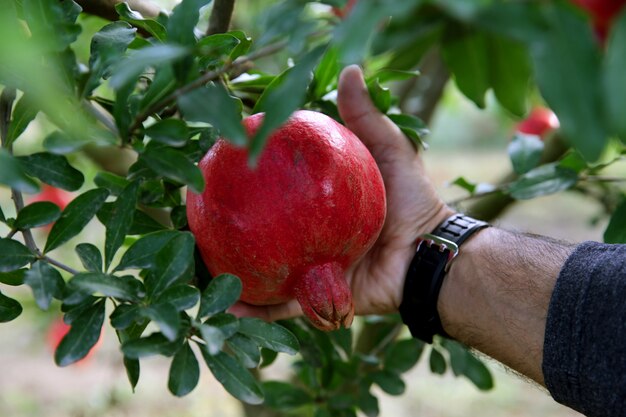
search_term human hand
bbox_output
[229,65,454,321]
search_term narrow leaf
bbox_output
[199,274,242,317]
[75,243,102,272]
[199,324,226,355]
[104,181,140,269]
[141,147,204,194]
[55,300,105,366]
[14,201,61,230]
[122,333,181,358]
[604,198,626,244]
[604,12,626,140]
[146,232,195,297]
[18,152,84,191]
[24,261,65,310]
[141,303,181,341]
[145,119,188,147]
[115,230,179,271]
[507,133,545,175]
[69,272,144,301]
[168,342,200,397]
[0,149,39,194]
[0,238,35,272]
[45,188,110,253]
[6,93,38,146]
[178,83,248,146]
[115,3,167,41]
[262,381,312,411]
[200,348,264,404]
[226,333,259,368]
[0,291,23,323]
[238,318,299,355]
[156,285,200,311]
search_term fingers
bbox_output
[337,65,415,157]
[228,299,303,322]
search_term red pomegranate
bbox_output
[187,110,386,330]
[516,107,560,139]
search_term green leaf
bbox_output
[45,188,109,253]
[444,340,493,390]
[124,356,140,391]
[122,333,181,358]
[178,83,247,146]
[198,274,242,317]
[200,349,264,405]
[115,3,167,41]
[0,239,35,272]
[156,285,200,311]
[6,93,38,146]
[115,230,179,271]
[225,333,259,367]
[384,338,425,374]
[17,152,84,191]
[0,291,22,323]
[604,198,626,243]
[109,44,190,90]
[387,113,428,148]
[94,172,130,196]
[530,6,606,161]
[205,313,240,338]
[238,318,299,355]
[24,261,65,310]
[313,46,339,99]
[85,21,137,95]
[141,303,181,341]
[507,163,578,200]
[370,370,405,396]
[97,203,166,235]
[262,381,312,411]
[429,347,447,374]
[228,31,252,60]
[197,33,243,68]
[368,69,420,84]
[199,324,227,355]
[450,176,477,194]
[145,119,188,147]
[367,78,391,114]
[104,181,140,269]
[442,27,489,108]
[507,133,545,175]
[141,146,205,194]
[604,12,626,140]
[14,202,61,229]
[75,243,102,272]
[0,149,39,194]
[0,269,26,286]
[70,272,144,301]
[146,232,195,297]
[488,36,531,117]
[250,45,325,159]
[168,342,200,397]
[110,304,141,329]
[167,0,211,46]
[357,386,379,417]
[55,300,105,366]
[334,0,416,64]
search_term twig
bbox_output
[128,39,288,135]
[447,188,503,206]
[83,99,119,136]
[1,88,79,275]
[39,253,80,275]
[207,0,236,35]
[580,175,626,183]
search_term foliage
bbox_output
[0,0,625,416]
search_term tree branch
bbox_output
[207,0,236,35]
[76,0,161,20]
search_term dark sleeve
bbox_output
[543,241,626,417]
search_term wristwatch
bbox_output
[399,213,489,343]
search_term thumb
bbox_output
[337,65,414,156]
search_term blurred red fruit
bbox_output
[29,185,73,210]
[47,318,102,365]
[516,107,560,139]
[332,0,357,19]
[571,0,626,43]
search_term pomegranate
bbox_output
[515,107,560,139]
[187,110,386,330]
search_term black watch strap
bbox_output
[399,214,489,343]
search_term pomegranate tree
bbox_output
[187,110,386,331]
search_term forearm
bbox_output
[437,227,574,385]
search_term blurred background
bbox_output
[0,0,608,415]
